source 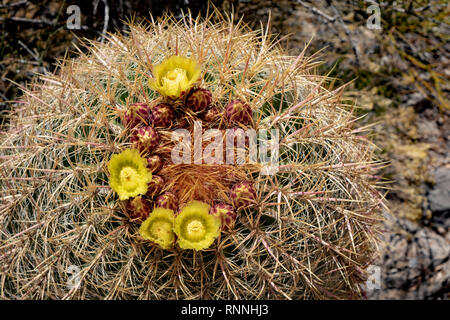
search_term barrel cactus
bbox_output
[0,13,384,299]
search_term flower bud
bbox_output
[225,100,253,126]
[146,175,164,198]
[122,102,150,128]
[126,196,151,221]
[230,181,257,209]
[186,88,212,112]
[155,192,178,211]
[210,203,236,231]
[147,155,163,173]
[131,126,159,153]
[150,103,174,128]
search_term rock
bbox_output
[366,215,450,300]
[416,119,441,145]
[428,167,450,214]
[405,92,432,113]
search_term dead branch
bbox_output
[295,0,337,23]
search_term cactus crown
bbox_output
[0,11,384,299]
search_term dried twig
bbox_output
[0,0,27,8]
[0,16,55,25]
[295,0,337,23]
[18,40,41,63]
[100,0,110,43]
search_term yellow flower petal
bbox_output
[150,55,201,98]
[108,149,152,200]
[174,200,220,251]
[139,208,176,249]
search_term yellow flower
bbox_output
[174,201,221,251]
[108,149,152,200]
[139,208,176,249]
[149,55,201,98]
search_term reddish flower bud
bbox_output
[150,103,174,128]
[210,203,236,231]
[126,196,151,221]
[130,126,159,153]
[146,175,165,198]
[123,102,151,128]
[155,192,178,211]
[147,155,163,173]
[230,181,257,209]
[185,88,212,112]
[225,100,253,126]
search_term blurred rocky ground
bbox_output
[0,0,449,299]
